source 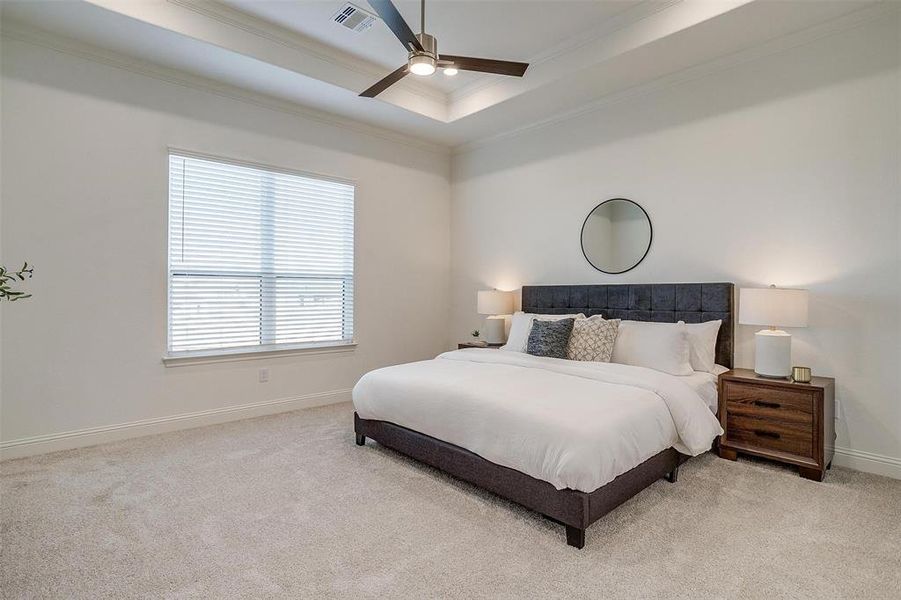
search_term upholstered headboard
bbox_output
[521,283,735,368]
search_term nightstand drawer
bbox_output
[723,381,813,424]
[725,415,813,458]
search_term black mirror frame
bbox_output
[580,198,653,275]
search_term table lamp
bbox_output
[477,290,513,344]
[739,286,808,378]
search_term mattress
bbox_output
[353,349,723,493]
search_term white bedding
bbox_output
[353,349,723,493]
[681,370,720,413]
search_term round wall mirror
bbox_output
[580,198,652,274]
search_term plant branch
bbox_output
[0,262,34,301]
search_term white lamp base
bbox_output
[754,329,792,378]
[484,316,506,344]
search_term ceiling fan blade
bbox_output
[367,0,423,53]
[360,64,409,98]
[439,55,529,77]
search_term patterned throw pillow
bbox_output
[566,316,621,362]
[526,318,575,359]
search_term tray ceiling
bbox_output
[0,0,882,148]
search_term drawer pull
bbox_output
[754,429,781,439]
[753,400,781,409]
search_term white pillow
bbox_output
[679,320,722,374]
[611,320,692,376]
[502,312,585,353]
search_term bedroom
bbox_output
[1,0,899,597]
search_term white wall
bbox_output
[0,37,451,455]
[452,16,901,476]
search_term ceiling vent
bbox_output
[332,3,377,33]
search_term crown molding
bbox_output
[448,0,682,106]
[0,20,451,156]
[452,1,896,155]
[165,0,448,105]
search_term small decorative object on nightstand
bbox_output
[718,368,835,481]
[792,366,812,384]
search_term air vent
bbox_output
[332,3,377,33]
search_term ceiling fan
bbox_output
[360,0,529,98]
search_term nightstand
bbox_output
[457,342,504,349]
[717,368,835,481]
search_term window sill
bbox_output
[162,341,356,367]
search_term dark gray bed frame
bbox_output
[354,283,734,548]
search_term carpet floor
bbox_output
[2,402,899,599]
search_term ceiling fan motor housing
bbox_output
[408,33,438,75]
[412,32,437,59]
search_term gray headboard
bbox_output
[521,283,734,368]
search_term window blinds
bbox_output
[168,153,354,354]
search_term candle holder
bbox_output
[792,366,812,384]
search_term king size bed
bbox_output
[353,283,733,548]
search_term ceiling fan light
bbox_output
[409,54,436,76]
[443,67,458,76]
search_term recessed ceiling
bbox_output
[222,1,644,93]
[0,0,884,148]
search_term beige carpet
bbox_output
[2,402,899,599]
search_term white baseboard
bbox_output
[832,446,901,480]
[0,389,352,461]
[4,396,899,481]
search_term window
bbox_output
[167,152,354,357]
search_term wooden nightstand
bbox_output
[717,368,835,481]
[457,342,504,349]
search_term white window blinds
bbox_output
[167,152,354,355]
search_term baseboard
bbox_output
[831,446,901,480]
[0,389,352,461]
[5,397,898,480]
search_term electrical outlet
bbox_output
[258,368,270,383]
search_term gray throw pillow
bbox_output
[527,318,575,359]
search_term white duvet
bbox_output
[353,349,724,493]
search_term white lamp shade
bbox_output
[477,290,513,315]
[739,287,808,328]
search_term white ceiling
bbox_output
[222,1,644,92]
[0,0,883,149]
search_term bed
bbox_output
[353,283,734,548]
